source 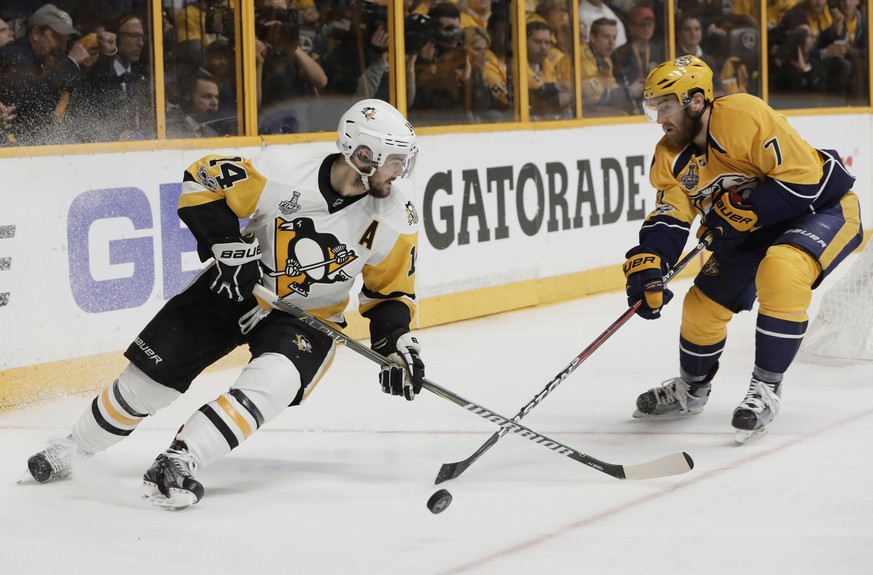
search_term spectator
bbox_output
[483,5,511,114]
[581,17,631,116]
[458,0,490,30]
[771,23,828,96]
[534,0,572,54]
[778,0,852,100]
[318,0,388,97]
[409,2,469,122]
[612,6,662,112]
[258,9,327,107]
[0,17,15,48]
[675,14,720,85]
[174,0,208,67]
[526,19,572,120]
[580,0,627,48]
[462,25,495,121]
[834,0,868,103]
[70,13,152,141]
[198,37,238,135]
[167,72,220,138]
[0,3,90,145]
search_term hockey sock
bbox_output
[176,353,302,469]
[72,364,180,453]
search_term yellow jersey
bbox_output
[641,93,854,265]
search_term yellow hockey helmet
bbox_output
[644,55,714,105]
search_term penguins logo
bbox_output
[405,201,419,226]
[362,106,377,121]
[294,335,313,353]
[274,217,357,297]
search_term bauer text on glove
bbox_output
[623,246,673,320]
[698,190,758,251]
[209,235,263,302]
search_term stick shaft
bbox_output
[252,284,693,481]
[436,238,710,483]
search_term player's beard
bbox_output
[664,111,696,150]
[366,174,395,198]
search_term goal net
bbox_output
[799,237,873,365]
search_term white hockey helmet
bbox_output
[337,99,418,179]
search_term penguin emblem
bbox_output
[273,217,357,296]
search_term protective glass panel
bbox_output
[527,0,576,121]
[767,0,869,108]
[258,0,358,134]
[581,1,666,118]
[0,2,157,145]
[407,0,514,126]
[164,0,240,138]
[675,2,761,99]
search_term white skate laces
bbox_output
[733,378,782,443]
[634,377,711,418]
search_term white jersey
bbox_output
[178,147,419,325]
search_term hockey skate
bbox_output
[732,378,782,444]
[25,435,78,483]
[142,441,204,510]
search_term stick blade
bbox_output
[435,460,470,484]
[622,451,694,480]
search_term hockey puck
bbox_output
[426,489,452,514]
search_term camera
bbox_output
[404,13,462,58]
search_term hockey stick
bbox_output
[252,284,694,481]
[435,235,712,484]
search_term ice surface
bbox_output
[2,273,872,574]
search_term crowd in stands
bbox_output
[0,1,868,146]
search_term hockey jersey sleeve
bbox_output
[360,223,419,345]
[638,145,698,268]
[178,154,268,261]
[708,95,851,228]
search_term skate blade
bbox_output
[632,408,703,419]
[735,426,769,444]
[144,487,199,511]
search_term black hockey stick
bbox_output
[252,284,694,481]
[436,236,712,484]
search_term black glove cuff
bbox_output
[372,327,410,357]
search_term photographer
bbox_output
[318,0,389,96]
[257,3,327,115]
[771,24,827,96]
[407,2,467,123]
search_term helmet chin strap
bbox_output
[344,154,373,191]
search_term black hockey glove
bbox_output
[623,246,673,320]
[376,329,425,401]
[209,235,263,302]
[698,190,759,251]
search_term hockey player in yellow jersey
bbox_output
[625,56,862,442]
[26,99,426,508]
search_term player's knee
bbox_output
[757,244,818,319]
[680,286,732,345]
[230,353,301,424]
[117,363,182,415]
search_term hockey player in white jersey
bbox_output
[26,99,426,509]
